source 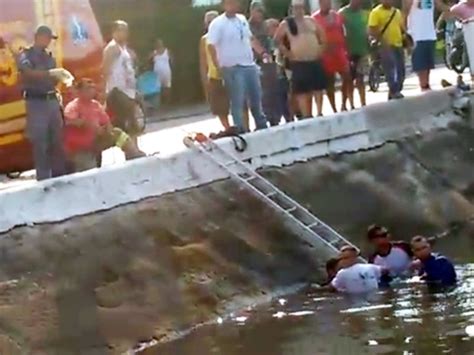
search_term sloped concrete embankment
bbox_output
[0,91,472,353]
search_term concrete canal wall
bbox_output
[0,90,473,354]
[0,90,461,234]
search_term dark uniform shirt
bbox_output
[18,46,57,95]
[420,253,457,286]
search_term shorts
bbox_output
[412,40,436,72]
[290,60,328,94]
[349,55,369,80]
[208,78,230,117]
[322,48,350,75]
[106,88,139,135]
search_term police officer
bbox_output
[18,25,68,181]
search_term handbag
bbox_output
[370,9,397,50]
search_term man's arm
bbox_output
[314,22,327,52]
[274,21,292,59]
[251,36,269,59]
[102,43,121,78]
[18,52,51,80]
[199,36,209,98]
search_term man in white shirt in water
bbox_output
[367,225,413,280]
[330,246,383,294]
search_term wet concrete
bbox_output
[0,119,473,354]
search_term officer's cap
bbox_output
[35,25,58,39]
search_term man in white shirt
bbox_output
[331,246,383,294]
[403,0,452,91]
[103,21,139,137]
[207,0,268,133]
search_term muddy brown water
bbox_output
[147,263,474,355]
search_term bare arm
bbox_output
[199,37,209,97]
[251,36,267,58]
[207,43,220,71]
[314,22,327,52]
[274,21,291,59]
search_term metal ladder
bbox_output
[184,134,366,261]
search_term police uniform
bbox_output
[18,26,66,180]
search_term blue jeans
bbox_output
[380,47,405,98]
[222,65,267,132]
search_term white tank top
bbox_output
[153,49,171,74]
[106,40,136,99]
[407,0,436,42]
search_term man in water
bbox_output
[367,225,413,279]
[313,0,352,112]
[274,0,328,118]
[411,236,457,287]
[368,0,406,100]
[207,0,268,133]
[330,246,383,294]
[339,0,370,109]
[102,21,139,137]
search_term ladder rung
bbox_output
[243,176,257,182]
[224,161,237,167]
[308,222,319,228]
[265,192,277,198]
[286,207,297,213]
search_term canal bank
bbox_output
[0,90,472,353]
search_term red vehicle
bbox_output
[0,0,104,175]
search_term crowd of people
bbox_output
[322,225,457,295]
[200,0,474,133]
[18,0,474,180]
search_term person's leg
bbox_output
[412,41,430,90]
[26,100,52,180]
[347,57,356,110]
[209,79,231,130]
[222,66,246,132]
[279,76,292,123]
[314,91,324,117]
[380,47,397,99]
[295,94,312,118]
[395,47,406,96]
[49,100,67,178]
[356,56,368,107]
[244,65,267,130]
[325,75,338,113]
[340,70,352,111]
[72,152,97,173]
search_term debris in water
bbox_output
[465,325,474,337]
[216,317,223,325]
[278,298,287,306]
[288,310,314,317]
[340,304,392,314]
[405,336,413,344]
[368,340,378,346]
[235,316,247,323]
[272,311,287,319]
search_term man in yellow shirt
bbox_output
[368,0,405,100]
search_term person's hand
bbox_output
[410,260,423,271]
[262,52,272,63]
[48,68,75,86]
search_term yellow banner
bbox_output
[0,101,26,121]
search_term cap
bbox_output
[35,25,58,39]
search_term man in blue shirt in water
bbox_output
[411,236,457,287]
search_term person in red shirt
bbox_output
[64,78,145,173]
[313,0,351,113]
